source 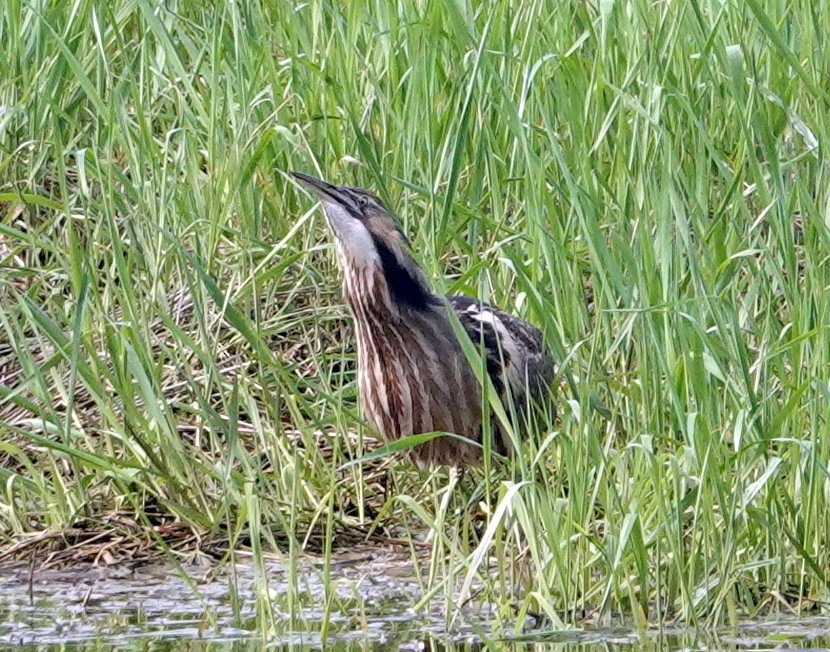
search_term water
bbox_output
[2,549,829,650]
[1,547,490,648]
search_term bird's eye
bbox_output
[358,196,369,208]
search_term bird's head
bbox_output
[293,171,437,312]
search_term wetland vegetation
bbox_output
[1,0,829,644]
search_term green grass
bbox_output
[2,0,830,634]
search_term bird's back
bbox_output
[448,295,556,444]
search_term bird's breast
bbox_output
[351,308,483,462]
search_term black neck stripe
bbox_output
[370,236,436,311]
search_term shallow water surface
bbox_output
[1,549,829,650]
[2,548,481,648]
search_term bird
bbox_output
[292,171,555,467]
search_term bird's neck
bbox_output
[340,253,439,324]
[342,264,398,319]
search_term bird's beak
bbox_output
[291,171,347,204]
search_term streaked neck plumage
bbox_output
[334,235,440,325]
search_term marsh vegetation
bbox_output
[1,0,829,639]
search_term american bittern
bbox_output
[293,172,555,466]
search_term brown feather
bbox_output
[292,172,555,466]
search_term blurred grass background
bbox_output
[1,0,829,628]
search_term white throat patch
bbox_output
[322,200,379,268]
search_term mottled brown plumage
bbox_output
[293,172,555,466]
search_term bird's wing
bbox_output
[446,294,555,403]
